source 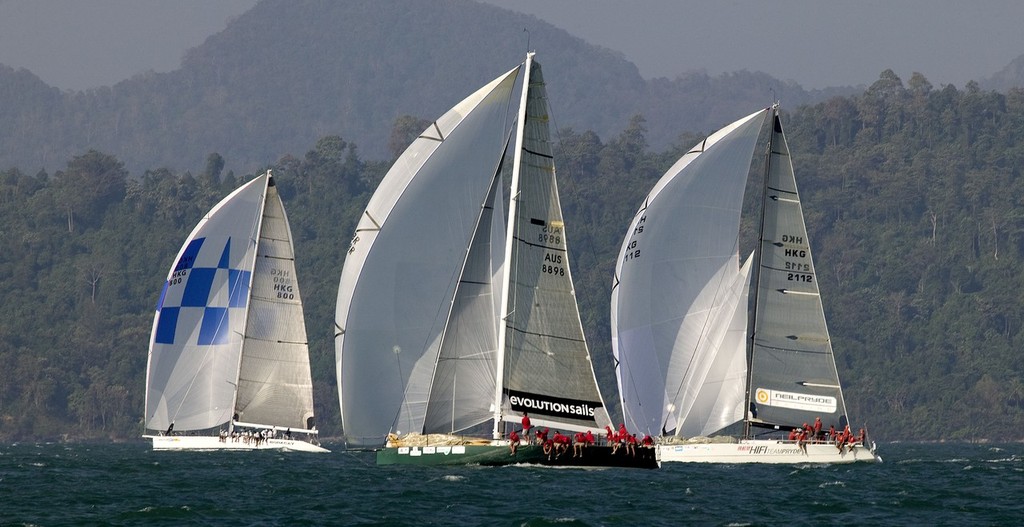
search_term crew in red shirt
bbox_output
[521,412,532,441]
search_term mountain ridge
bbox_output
[0,0,852,176]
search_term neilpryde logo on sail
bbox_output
[755,388,837,413]
[507,390,600,420]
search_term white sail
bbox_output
[612,106,876,464]
[664,254,752,437]
[340,54,616,449]
[145,172,317,434]
[145,175,265,431]
[611,109,770,438]
[747,112,849,430]
[335,66,520,447]
[423,167,506,434]
[233,178,316,430]
[497,54,612,434]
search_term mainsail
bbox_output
[497,55,612,434]
[746,113,849,431]
[145,172,316,433]
[335,66,519,447]
[233,178,315,430]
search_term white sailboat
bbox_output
[611,106,879,463]
[144,171,327,452]
[335,53,656,468]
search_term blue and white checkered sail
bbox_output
[145,172,316,433]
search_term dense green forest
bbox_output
[2,71,1024,443]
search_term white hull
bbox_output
[146,435,329,453]
[658,439,879,464]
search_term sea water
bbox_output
[1,442,1020,526]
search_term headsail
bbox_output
[335,66,520,447]
[611,109,770,438]
[422,161,506,435]
[498,54,612,434]
[747,111,849,430]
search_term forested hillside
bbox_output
[1,71,1023,443]
[0,0,835,177]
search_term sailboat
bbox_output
[144,171,328,452]
[335,53,657,468]
[611,106,879,463]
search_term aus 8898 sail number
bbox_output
[541,264,565,276]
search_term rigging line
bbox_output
[522,146,554,159]
[258,241,293,251]
[242,335,307,346]
[389,344,409,436]
[759,263,818,276]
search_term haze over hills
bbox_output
[5,1,1024,93]
[0,0,846,176]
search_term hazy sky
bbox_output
[1,0,1022,91]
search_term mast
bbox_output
[743,106,777,439]
[228,170,272,434]
[493,52,534,440]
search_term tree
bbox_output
[56,150,129,231]
[388,115,431,160]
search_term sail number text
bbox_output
[271,268,295,299]
[781,235,811,282]
[169,269,187,286]
[622,216,645,263]
[538,225,562,245]
[542,253,565,276]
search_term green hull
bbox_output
[376,444,659,469]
